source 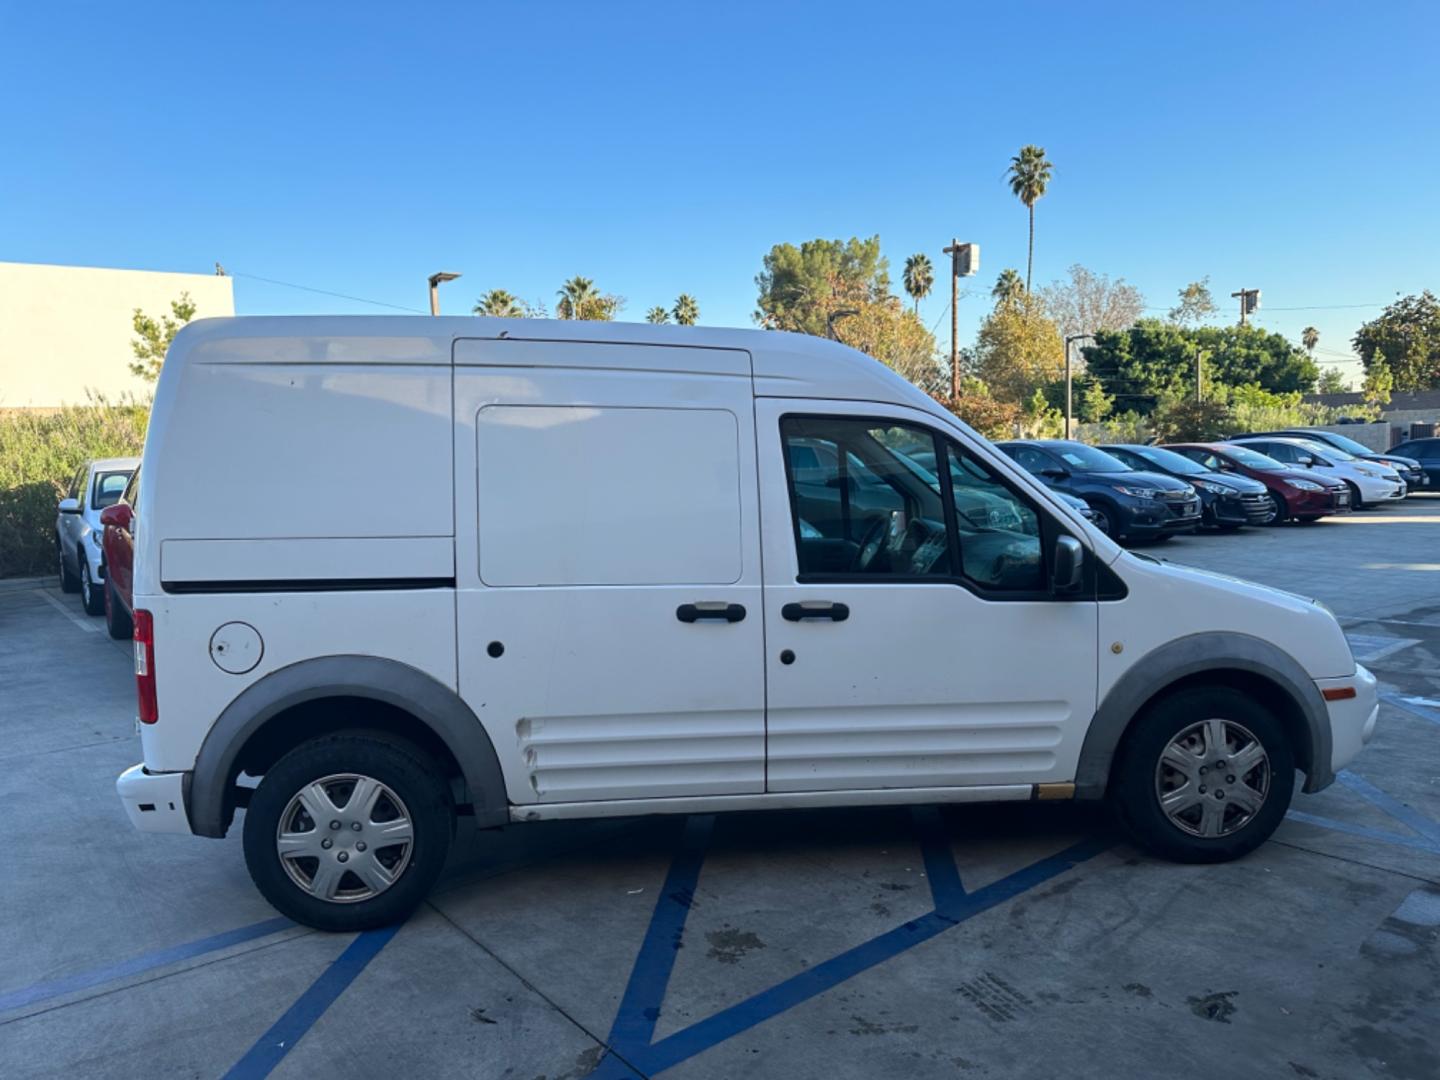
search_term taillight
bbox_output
[134,609,158,724]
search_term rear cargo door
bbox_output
[453,338,764,807]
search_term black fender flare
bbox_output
[1074,631,1333,799]
[187,655,507,837]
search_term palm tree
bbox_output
[646,306,670,324]
[1302,326,1319,355]
[1006,144,1053,293]
[672,294,699,326]
[991,268,1025,310]
[556,276,598,320]
[472,289,526,318]
[902,254,934,313]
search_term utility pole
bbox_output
[942,240,979,401]
[1230,288,1260,327]
[428,271,462,315]
[1063,334,1093,439]
[1195,347,1206,402]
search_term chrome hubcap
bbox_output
[276,774,414,903]
[1155,718,1269,838]
[81,564,91,602]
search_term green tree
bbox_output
[1077,377,1113,423]
[1301,326,1319,355]
[1316,367,1350,394]
[1151,396,1233,442]
[973,295,1064,405]
[932,377,1021,439]
[672,294,699,326]
[1023,387,1065,438]
[473,289,527,317]
[129,292,197,382]
[991,268,1025,310]
[1352,291,1440,392]
[1362,350,1394,407]
[646,306,669,324]
[754,235,889,336]
[902,253,934,313]
[1168,278,1218,327]
[556,276,621,321]
[1006,145,1053,293]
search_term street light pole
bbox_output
[428,271,462,316]
[1063,333,1093,439]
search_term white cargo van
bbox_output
[117,317,1378,930]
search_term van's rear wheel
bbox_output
[1111,686,1294,863]
[242,733,453,931]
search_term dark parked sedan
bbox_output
[995,439,1200,541]
[1101,443,1273,529]
[1164,442,1351,523]
[1388,438,1440,489]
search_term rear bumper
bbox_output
[116,765,193,835]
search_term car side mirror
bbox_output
[58,497,80,515]
[825,475,858,492]
[99,504,132,529]
[1052,535,1084,596]
[1039,466,1069,479]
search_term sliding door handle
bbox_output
[677,602,747,623]
[781,601,850,622]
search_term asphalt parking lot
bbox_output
[3,500,1439,1080]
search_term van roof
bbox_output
[166,315,937,408]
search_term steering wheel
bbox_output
[851,515,890,572]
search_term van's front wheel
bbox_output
[242,733,453,931]
[1112,687,1294,863]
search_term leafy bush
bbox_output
[0,395,149,577]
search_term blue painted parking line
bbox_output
[1286,810,1440,856]
[1382,692,1440,729]
[1338,770,1440,842]
[0,916,293,1014]
[224,924,401,1080]
[589,809,1109,1079]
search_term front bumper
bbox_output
[1318,664,1379,776]
[1124,494,1202,536]
[1207,491,1273,525]
[116,765,192,835]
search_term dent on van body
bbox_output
[188,655,507,838]
[1073,631,1334,799]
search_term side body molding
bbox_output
[1074,631,1334,799]
[188,655,507,837]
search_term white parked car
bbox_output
[1231,437,1405,508]
[55,456,139,615]
[117,317,1379,931]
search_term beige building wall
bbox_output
[0,261,235,407]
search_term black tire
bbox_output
[58,538,80,592]
[1266,492,1288,525]
[1345,481,1364,510]
[1215,523,1243,532]
[243,732,454,932]
[104,577,133,640]
[80,558,104,615]
[1111,686,1295,864]
[1084,499,1118,539]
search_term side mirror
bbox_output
[1052,535,1084,596]
[825,475,858,492]
[99,504,132,530]
[58,497,80,515]
[1038,466,1069,480]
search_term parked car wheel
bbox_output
[79,557,105,615]
[1344,480,1364,510]
[57,538,80,593]
[242,732,454,932]
[1266,493,1288,525]
[103,577,133,640]
[1112,686,1294,863]
[1083,499,1117,539]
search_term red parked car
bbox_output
[1164,442,1351,524]
[98,466,139,640]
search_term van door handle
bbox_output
[781,601,850,622]
[676,602,746,624]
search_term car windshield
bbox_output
[1310,431,1371,456]
[1293,438,1353,461]
[1131,446,1208,476]
[1052,443,1130,472]
[1222,444,1287,470]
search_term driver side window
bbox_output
[781,417,952,579]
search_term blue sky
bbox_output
[4,2,1438,379]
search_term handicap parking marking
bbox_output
[0,917,294,1015]
[1382,692,1440,728]
[1285,767,1440,858]
[31,588,101,634]
[588,808,1110,1079]
[1343,632,1420,664]
[224,924,401,1080]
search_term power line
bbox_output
[230,271,428,314]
